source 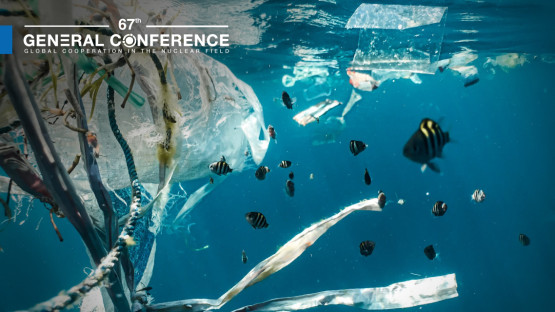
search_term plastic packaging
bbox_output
[347,4,448,74]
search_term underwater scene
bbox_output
[0,0,554,311]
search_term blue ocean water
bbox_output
[1,0,555,311]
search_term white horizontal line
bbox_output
[24,25,110,28]
[146,25,228,28]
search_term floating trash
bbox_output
[293,99,342,126]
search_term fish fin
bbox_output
[427,162,441,173]
[229,168,233,173]
[292,97,297,104]
[420,164,427,173]
[220,156,226,162]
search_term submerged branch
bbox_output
[0,196,11,219]
[49,208,64,242]
[67,154,81,174]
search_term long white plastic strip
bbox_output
[147,198,382,311]
[232,273,458,312]
[293,99,342,126]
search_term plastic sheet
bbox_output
[232,274,458,312]
[44,52,268,194]
[174,178,225,224]
[347,4,448,74]
[341,89,362,118]
[303,79,331,101]
[148,197,383,311]
[346,4,447,30]
[293,99,342,126]
[282,66,329,87]
[347,69,422,92]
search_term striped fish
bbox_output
[432,201,448,216]
[209,156,233,175]
[279,160,292,168]
[472,189,486,203]
[359,240,375,256]
[255,166,270,180]
[403,118,450,173]
[519,234,530,246]
[245,212,269,229]
[349,140,367,156]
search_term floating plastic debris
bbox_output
[149,197,384,311]
[341,89,362,118]
[484,53,528,74]
[347,68,423,92]
[303,79,332,101]
[282,66,329,87]
[231,274,458,312]
[293,99,342,126]
[347,4,448,74]
[347,69,379,91]
[346,4,448,30]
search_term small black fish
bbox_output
[242,250,248,264]
[209,177,214,184]
[255,166,270,180]
[464,76,480,87]
[285,179,295,197]
[424,244,436,260]
[245,212,269,229]
[519,234,530,246]
[289,171,294,179]
[359,240,375,256]
[349,140,367,156]
[364,168,371,185]
[377,190,386,208]
[279,160,292,168]
[282,91,293,109]
[209,156,233,175]
[403,118,450,173]
[432,201,448,216]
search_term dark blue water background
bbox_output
[1,0,554,311]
